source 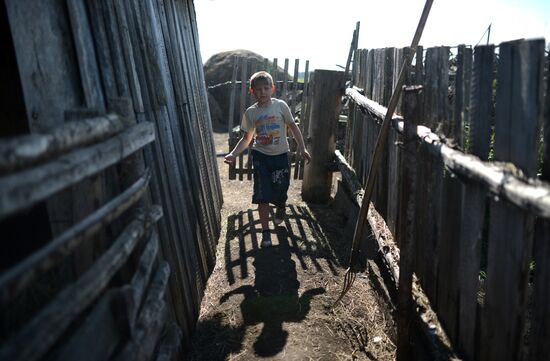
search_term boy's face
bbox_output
[251,80,274,106]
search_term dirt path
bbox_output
[185,133,396,360]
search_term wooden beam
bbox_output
[302,70,345,203]
[0,122,155,219]
[0,114,124,174]
[396,86,421,361]
[0,174,155,305]
[0,209,162,361]
[115,262,171,361]
[53,286,135,361]
[345,87,550,219]
[154,322,183,361]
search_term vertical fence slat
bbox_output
[456,44,494,360]
[529,51,550,361]
[436,45,470,344]
[481,39,545,361]
[396,85,421,361]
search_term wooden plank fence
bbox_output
[338,39,549,360]
[223,56,312,180]
[1,0,222,358]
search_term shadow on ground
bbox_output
[187,203,353,360]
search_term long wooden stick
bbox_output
[336,0,434,304]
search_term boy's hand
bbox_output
[301,149,312,164]
[224,153,236,165]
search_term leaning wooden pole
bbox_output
[335,0,434,303]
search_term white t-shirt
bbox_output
[241,98,294,156]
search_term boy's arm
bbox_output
[288,121,312,164]
[224,130,254,164]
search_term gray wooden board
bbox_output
[396,86,420,359]
[0,173,150,306]
[456,44,494,360]
[51,287,134,361]
[112,0,145,112]
[140,2,209,300]
[155,0,212,281]
[170,0,219,266]
[67,0,106,111]
[0,209,158,361]
[302,70,344,203]
[98,0,134,103]
[528,52,550,361]
[0,122,154,220]
[85,0,117,100]
[138,0,208,293]
[182,0,224,217]
[5,0,83,132]
[121,0,198,333]
[481,39,544,361]
[436,46,471,345]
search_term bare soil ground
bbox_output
[184,133,396,360]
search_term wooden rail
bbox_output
[346,87,550,218]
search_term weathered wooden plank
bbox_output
[168,2,215,297]
[0,114,124,174]
[52,286,134,361]
[112,0,146,112]
[481,39,545,361]
[85,0,117,100]
[180,0,223,235]
[228,55,238,135]
[154,322,183,361]
[0,174,153,305]
[420,46,448,303]
[386,48,403,237]
[302,70,345,203]
[115,262,170,361]
[129,228,159,324]
[396,85,421,361]
[414,46,424,85]
[0,208,161,361]
[4,0,82,131]
[456,44,493,360]
[528,52,550,361]
[282,58,289,102]
[453,45,472,148]
[67,0,106,112]
[0,122,154,219]
[174,0,221,257]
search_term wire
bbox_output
[475,23,492,47]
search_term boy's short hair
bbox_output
[250,71,273,89]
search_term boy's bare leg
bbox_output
[258,203,270,230]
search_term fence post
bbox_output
[302,70,344,203]
[396,85,421,361]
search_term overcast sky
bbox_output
[194,0,550,71]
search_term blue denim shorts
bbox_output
[251,150,290,207]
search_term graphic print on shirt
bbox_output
[255,114,281,146]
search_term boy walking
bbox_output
[224,71,311,248]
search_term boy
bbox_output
[224,71,311,248]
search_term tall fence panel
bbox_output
[0,0,222,356]
[339,38,549,360]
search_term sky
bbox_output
[194,0,550,71]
